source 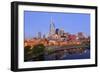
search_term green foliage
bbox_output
[46,47,55,55]
[32,44,45,61]
[24,46,31,54]
[32,44,45,55]
[24,46,32,61]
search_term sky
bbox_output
[24,11,90,39]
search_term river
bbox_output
[44,49,90,60]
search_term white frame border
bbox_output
[18,5,96,69]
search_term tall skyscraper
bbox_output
[37,32,41,39]
[59,29,64,36]
[43,34,46,39]
[49,17,55,35]
[56,28,59,35]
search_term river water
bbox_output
[44,49,90,60]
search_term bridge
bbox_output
[46,44,89,54]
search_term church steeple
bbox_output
[49,17,55,35]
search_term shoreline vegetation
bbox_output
[24,39,90,61]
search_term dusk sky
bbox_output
[24,11,90,39]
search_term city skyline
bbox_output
[24,11,90,39]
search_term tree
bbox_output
[24,46,31,61]
[32,44,45,61]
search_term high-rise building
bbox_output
[55,28,59,34]
[43,34,46,39]
[59,29,64,36]
[37,32,41,39]
[49,17,55,35]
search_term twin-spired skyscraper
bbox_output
[49,17,55,35]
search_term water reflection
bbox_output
[44,49,90,60]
